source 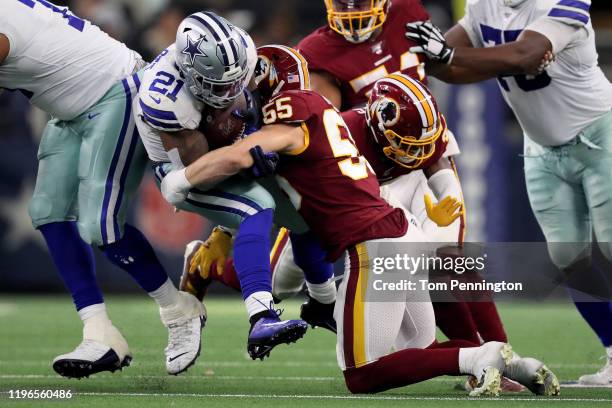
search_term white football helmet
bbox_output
[175,12,256,109]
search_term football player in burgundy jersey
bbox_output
[161,45,560,397]
[291,1,513,351]
[297,0,428,110]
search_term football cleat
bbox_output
[505,354,560,396]
[463,375,525,393]
[247,308,308,360]
[300,296,337,333]
[53,322,131,379]
[578,356,612,386]
[468,342,513,397]
[160,291,206,375]
[179,227,233,301]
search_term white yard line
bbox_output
[36,392,612,402]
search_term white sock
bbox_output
[245,291,274,318]
[306,279,336,304]
[606,346,612,360]
[78,303,109,324]
[148,278,180,309]
[458,347,478,375]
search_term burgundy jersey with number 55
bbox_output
[297,0,429,110]
[262,89,408,261]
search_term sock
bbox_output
[466,301,508,343]
[234,209,274,302]
[39,222,103,311]
[100,224,168,293]
[607,346,612,360]
[245,291,274,317]
[148,278,180,309]
[570,296,612,346]
[210,258,242,291]
[78,303,109,324]
[458,346,480,375]
[290,231,334,285]
[343,347,460,393]
[306,280,336,304]
[432,301,481,344]
[428,339,480,349]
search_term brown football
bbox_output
[199,93,247,150]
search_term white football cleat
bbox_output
[505,353,560,396]
[579,356,612,386]
[468,342,513,397]
[53,321,131,378]
[160,291,206,375]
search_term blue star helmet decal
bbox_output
[181,34,207,65]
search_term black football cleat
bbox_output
[300,296,337,333]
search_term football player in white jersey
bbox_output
[134,12,308,360]
[406,0,612,385]
[0,0,205,378]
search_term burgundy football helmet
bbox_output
[366,73,447,169]
[253,45,310,102]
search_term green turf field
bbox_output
[1,296,611,407]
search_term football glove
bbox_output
[233,89,263,137]
[189,226,233,277]
[248,145,279,178]
[406,21,455,64]
[424,194,463,227]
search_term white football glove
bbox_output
[406,21,455,64]
[160,168,192,207]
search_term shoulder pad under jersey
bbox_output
[138,45,204,132]
[262,90,331,126]
[536,0,590,28]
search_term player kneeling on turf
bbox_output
[160,45,560,396]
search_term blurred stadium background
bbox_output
[1,0,612,294]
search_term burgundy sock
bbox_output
[429,339,479,349]
[343,347,460,393]
[466,301,508,342]
[210,258,242,292]
[433,301,481,344]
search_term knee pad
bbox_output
[28,193,74,228]
[547,242,590,270]
[77,218,124,247]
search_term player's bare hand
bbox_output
[424,194,463,227]
[536,51,555,74]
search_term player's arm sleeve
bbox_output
[525,2,590,53]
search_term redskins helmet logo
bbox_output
[253,56,271,87]
[373,97,400,132]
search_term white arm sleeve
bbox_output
[427,168,463,202]
[526,17,586,53]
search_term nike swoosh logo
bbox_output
[167,351,189,362]
[149,95,162,104]
[88,113,101,120]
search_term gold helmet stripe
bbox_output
[265,44,311,91]
[386,73,437,132]
[384,75,432,130]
